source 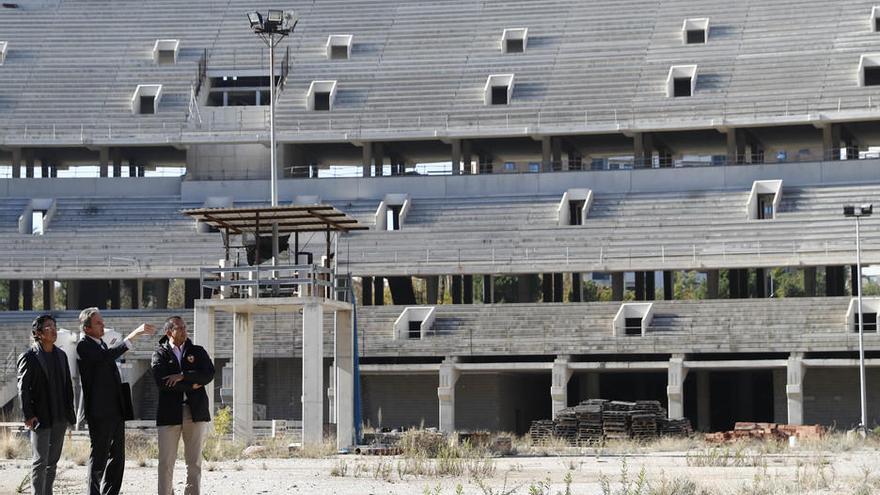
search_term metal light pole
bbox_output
[844,203,873,436]
[248,10,296,265]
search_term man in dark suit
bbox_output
[151,316,215,495]
[17,314,76,495]
[76,307,155,495]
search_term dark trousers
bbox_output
[87,417,125,495]
[30,421,67,495]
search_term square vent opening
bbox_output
[326,35,353,60]
[859,54,880,86]
[667,65,697,97]
[484,74,514,105]
[307,80,337,111]
[682,18,709,44]
[502,28,528,53]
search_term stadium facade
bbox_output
[2,0,880,435]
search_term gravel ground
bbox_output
[3,449,880,495]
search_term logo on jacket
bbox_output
[187,355,195,364]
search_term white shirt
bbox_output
[171,343,185,367]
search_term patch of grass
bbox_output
[1,428,29,460]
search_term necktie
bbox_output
[100,341,108,351]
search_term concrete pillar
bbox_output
[22,280,33,310]
[852,264,861,297]
[193,303,216,417]
[663,271,674,300]
[822,124,840,161]
[786,353,805,425]
[696,370,711,432]
[551,356,572,418]
[755,268,766,298]
[611,272,624,301]
[373,143,384,177]
[153,279,169,310]
[706,270,719,299]
[426,276,439,305]
[11,148,21,178]
[541,136,552,171]
[373,277,384,305]
[451,275,462,304]
[232,311,253,443]
[438,357,459,433]
[667,354,687,419]
[8,280,20,311]
[552,137,563,171]
[64,281,78,310]
[487,275,497,303]
[804,267,817,297]
[553,273,563,303]
[302,302,324,445]
[361,276,373,306]
[109,280,121,309]
[25,152,34,178]
[463,275,473,304]
[826,266,845,296]
[542,274,552,303]
[42,280,53,310]
[585,372,600,399]
[571,273,582,302]
[462,140,472,175]
[112,151,122,178]
[99,147,110,178]
[334,309,354,450]
[450,139,461,176]
[635,271,645,300]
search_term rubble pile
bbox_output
[704,422,825,443]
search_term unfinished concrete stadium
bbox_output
[1,0,880,445]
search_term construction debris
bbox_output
[704,422,826,443]
[530,399,692,446]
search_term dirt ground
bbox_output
[2,448,880,495]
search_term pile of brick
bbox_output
[530,399,692,446]
[704,422,826,443]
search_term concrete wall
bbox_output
[361,374,438,429]
[0,177,181,198]
[187,143,270,181]
[181,159,880,202]
[803,368,880,428]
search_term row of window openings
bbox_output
[623,313,878,337]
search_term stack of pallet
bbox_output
[574,401,605,446]
[630,400,662,440]
[602,402,632,440]
[529,420,555,443]
[704,422,826,443]
[659,418,693,436]
[554,407,579,444]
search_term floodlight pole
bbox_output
[855,213,867,437]
[269,33,280,268]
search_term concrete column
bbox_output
[542,274,553,303]
[852,264,861,297]
[42,280,53,310]
[755,268,766,298]
[112,151,122,178]
[786,353,805,425]
[571,273,582,302]
[373,143,384,177]
[822,124,840,161]
[193,303,216,417]
[99,147,110,178]
[334,309,354,450]
[541,136,552,171]
[426,276,439,305]
[611,272,624,301]
[552,137,563,171]
[482,275,493,303]
[706,270,719,299]
[25,152,34,178]
[463,275,473,304]
[696,370,711,432]
[585,372,600,399]
[804,267,817,297]
[461,140,472,175]
[8,280,20,311]
[153,279,169,309]
[553,273,563,303]
[663,271,674,300]
[373,277,384,305]
[450,139,461,176]
[438,357,459,433]
[39,158,49,178]
[22,280,33,310]
[361,276,373,306]
[109,280,121,309]
[11,148,21,178]
[551,356,572,418]
[64,281,78,310]
[232,311,253,443]
[667,354,687,419]
[635,271,645,300]
[302,302,324,445]
[451,275,462,304]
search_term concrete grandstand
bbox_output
[2,0,880,437]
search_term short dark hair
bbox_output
[31,314,56,342]
[163,316,185,334]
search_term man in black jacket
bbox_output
[77,307,155,495]
[151,316,215,495]
[17,314,76,495]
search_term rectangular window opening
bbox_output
[139,95,155,114]
[506,39,524,53]
[330,45,349,59]
[568,200,585,226]
[855,312,878,332]
[408,320,422,339]
[686,30,706,44]
[314,92,331,111]
[865,66,880,86]
[673,77,692,97]
[757,193,775,219]
[624,317,642,336]
[491,85,509,105]
[31,210,45,235]
[386,205,402,231]
[875,17,880,32]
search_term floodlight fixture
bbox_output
[247,11,262,30]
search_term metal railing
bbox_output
[199,263,342,300]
